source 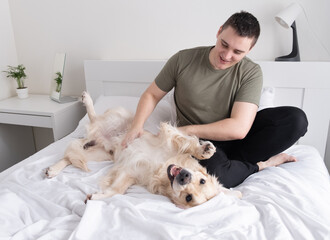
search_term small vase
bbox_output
[16,87,29,99]
[51,90,60,100]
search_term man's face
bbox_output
[209,26,254,70]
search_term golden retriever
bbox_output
[46,92,242,208]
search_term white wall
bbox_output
[6,0,330,98]
[326,122,330,173]
[0,0,35,171]
[1,0,330,170]
[0,0,17,100]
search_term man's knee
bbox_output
[288,107,308,137]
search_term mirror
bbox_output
[50,53,77,103]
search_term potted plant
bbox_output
[51,71,63,100]
[54,71,62,93]
[3,64,29,99]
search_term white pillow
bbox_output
[71,95,139,138]
[145,96,176,134]
[71,94,175,138]
[258,87,275,111]
[71,87,274,138]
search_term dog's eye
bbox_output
[186,194,193,203]
[200,179,206,184]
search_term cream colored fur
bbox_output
[46,92,242,208]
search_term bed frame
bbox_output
[84,60,330,169]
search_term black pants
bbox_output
[199,106,308,188]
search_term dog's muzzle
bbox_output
[167,164,192,187]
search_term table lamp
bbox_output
[275,3,302,61]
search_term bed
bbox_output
[0,60,330,240]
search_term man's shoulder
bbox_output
[237,57,262,75]
[177,46,212,57]
[237,57,262,76]
[172,46,212,67]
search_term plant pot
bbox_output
[16,87,29,99]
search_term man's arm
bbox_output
[178,101,258,141]
[121,81,167,147]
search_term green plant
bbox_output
[3,64,27,89]
[54,71,62,92]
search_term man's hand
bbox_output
[121,127,144,148]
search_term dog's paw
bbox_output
[84,192,103,203]
[81,91,93,106]
[45,167,58,178]
[81,91,87,102]
[228,189,242,199]
[85,194,92,204]
[195,141,216,159]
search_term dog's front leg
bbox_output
[160,123,216,159]
[193,140,217,160]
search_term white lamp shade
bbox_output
[275,3,302,28]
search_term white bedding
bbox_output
[1,95,330,240]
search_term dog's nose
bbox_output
[176,169,191,185]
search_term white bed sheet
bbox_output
[1,95,330,240]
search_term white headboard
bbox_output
[84,60,166,98]
[84,60,330,168]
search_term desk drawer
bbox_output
[0,112,52,128]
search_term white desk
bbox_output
[0,94,85,141]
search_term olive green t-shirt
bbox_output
[155,46,263,126]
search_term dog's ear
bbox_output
[149,169,171,195]
[197,164,208,176]
[208,175,224,195]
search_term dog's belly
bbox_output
[87,108,133,144]
[116,134,174,185]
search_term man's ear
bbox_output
[216,26,223,38]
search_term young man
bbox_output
[122,11,308,188]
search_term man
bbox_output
[122,11,308,188]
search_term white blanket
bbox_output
[0,135,329,239]
[1,95,330,239]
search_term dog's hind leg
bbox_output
[86,173,135,202]
[45,158,71,178]
[82,91,97,123]
[159,122,216,160]
[69,157,90,172]
[83,140,96,150]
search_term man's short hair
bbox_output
[222,11,260,48]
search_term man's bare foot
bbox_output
[257,153,297,171]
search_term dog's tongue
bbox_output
[171,166,182,177]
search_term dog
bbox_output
[46,92,242,208]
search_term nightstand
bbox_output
[0,94,86,148]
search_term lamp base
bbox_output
[275,21,300,62]
[275,54,300,62]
